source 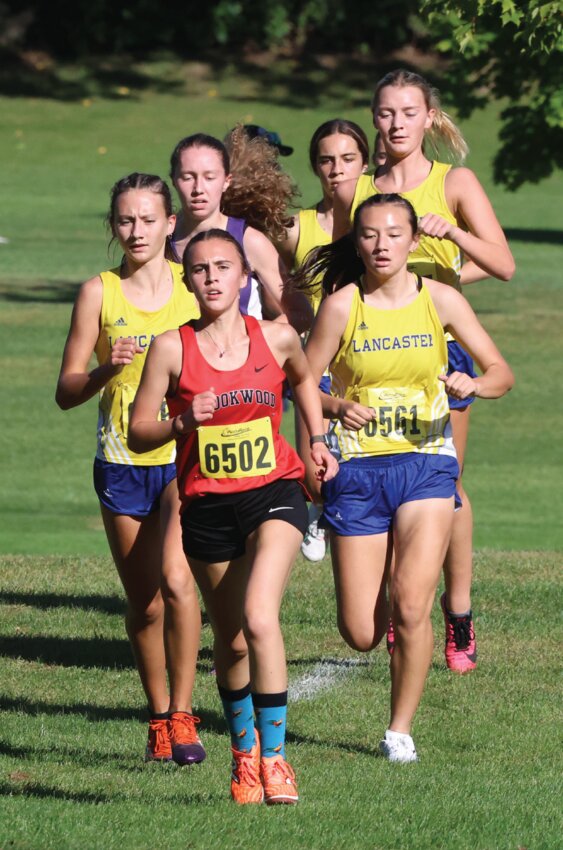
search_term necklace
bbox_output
[202,327,228,358]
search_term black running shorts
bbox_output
[181,478,308,562]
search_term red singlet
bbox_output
[168,315,305,507]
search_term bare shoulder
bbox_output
[446,166,482,196]
[243,226,279,271]
[424,278,469,322]
[319,283,358,318]
[259,318,300,355]
[446,165,477,182]
[424,277,461,302]
[151,327,182,355]
[69,275,104,329]
[243,225,271,253]
[77,274,103,305]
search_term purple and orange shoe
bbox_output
[169,711,206,765]
[441,592,477,673]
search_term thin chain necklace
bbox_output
[202,326,228,358]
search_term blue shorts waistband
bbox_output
[341,452,433,469]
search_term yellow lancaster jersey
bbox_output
[94,260,200,466]
[294,207,331,316]
[351,162,462,290]
[329,283,456,460]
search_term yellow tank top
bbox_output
[94,260,200,466]
[294,207,331,316]
[351,163,462,290]
[329,283,455,460]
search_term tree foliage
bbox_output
[1,0,418,58]
[420,0,563,188]
[2,0,562,188]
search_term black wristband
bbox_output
[310,434,329,448]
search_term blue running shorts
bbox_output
[93,458,177,517]
[319,374,331,395]
[320,452,460,536]
[447,340,477,411]
[285,373,331,402]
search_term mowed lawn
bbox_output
[1,550,561,850]
[0,61,562,849]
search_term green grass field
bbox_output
[1,58,562,849]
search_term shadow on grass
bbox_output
[504,228,563,245]
[0,634,213,671]
[286,728,379,758]
[287,655,371,668]
[0,49,426,109]
[0,49,184,101]
[0,779,113,804]
[0,695,144,721]
[1,590,125,615]
[0,739,140,768]
[0,693,382,757]
[0,280,81,304]
[0,779,215,805]
[0,695,226,734]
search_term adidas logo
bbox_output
[114,317,127,326]
[357,321,369,330]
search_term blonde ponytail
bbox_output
[426,107,469,165]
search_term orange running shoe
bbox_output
[231,740,263,804]
[260,755,299,805]
[169,711,206,765]
[145,717,173,762]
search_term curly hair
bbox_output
[222,124,299,243]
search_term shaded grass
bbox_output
[0,550,561,849]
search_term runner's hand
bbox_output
[338,400,375,431]
[439,372,478,400]
[311,444,339,482]
[110,336,143,368]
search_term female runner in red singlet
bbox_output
[129,228,338,805]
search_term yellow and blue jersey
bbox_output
[351,162,462,290]
[329,283,455,461]
[294,207,331,316]
[94,260,199,466]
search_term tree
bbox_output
[420,0,563,188]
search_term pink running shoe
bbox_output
[386,619,395,656]
[441,592,477,673]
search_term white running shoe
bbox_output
[379,730,418,763]
[301,504,326,562]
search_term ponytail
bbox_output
[291,235,364,298]
[291,192,418,297]
[426,107,468,164]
